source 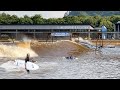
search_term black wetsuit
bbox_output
[25,57,30,73]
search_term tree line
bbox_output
[0,13,120,31]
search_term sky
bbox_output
[0,11,67,19]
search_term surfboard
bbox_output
[14,60,39,70]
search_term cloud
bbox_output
[41,11,67,18]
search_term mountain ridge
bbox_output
[64,11,120,16]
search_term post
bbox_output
[101,30,103,47]
[117,24,119,39]
[88,29,91,40]
[11,35,14,43]
[78,33,79,41]
[95,33,98,54]
[113,24,116,39]
[70,30,72,40]
[52,29,53,42]
[16,29,17,40]
[34,29,35,40]
[101,37,103,47]
[0,30,1,39]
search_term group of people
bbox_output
[65,55,74,60]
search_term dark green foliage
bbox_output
[67,11,120,16]
[31,14,44,24]
[0,12,120,31]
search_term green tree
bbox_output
[45,18,57,24]
[63,16,77,24]
[9,15,19,24]
[18,15,33,24]
[55,18,65,24]
[99,18,113,32]
[108,15,120,24]
[31,14,44,24]
[0,13,12,24]
[93,16,102,27]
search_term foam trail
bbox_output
[0,61,24,72]
[78,37,96,49]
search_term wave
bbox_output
[0,43,38,59]
[31,40,89,57]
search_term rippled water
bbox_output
[0,47,120,79]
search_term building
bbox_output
[0,24,98,41]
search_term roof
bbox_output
[94,27,102,30]
[0,25,94,30]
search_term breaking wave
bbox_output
[0,43,38,59]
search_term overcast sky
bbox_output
[0,11,67,19]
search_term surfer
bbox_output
[25,53,30,73]
[70,55,73,60]
[65,55,73,60]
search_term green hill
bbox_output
[64,11,120,16]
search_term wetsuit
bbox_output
[25,56,30,73]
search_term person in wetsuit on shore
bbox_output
[25,53,30,74]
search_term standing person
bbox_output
[25,53,30,74]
